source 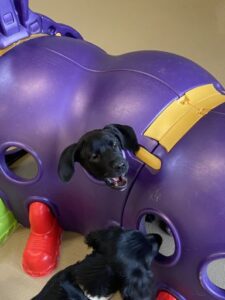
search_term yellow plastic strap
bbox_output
[135,146,162,171]
[144,84,225,152]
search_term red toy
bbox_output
[22,202,62,277]
[156,291,177,300]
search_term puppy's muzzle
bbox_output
[105,159,129,191]
[112,160,128,172]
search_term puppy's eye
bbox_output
[90,153,99,161]
[112,142,117,149]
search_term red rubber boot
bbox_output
[22,202,62,277]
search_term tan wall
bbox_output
[30,0,225,86]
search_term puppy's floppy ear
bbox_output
[104,124,139,153]
[58,143,79,182]
[85,229,104,251]
[146,233,162,264]
[122,268,153,300]
[85,226,122,253]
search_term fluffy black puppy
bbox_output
[32,226,162,300]
[58,124,139,190]
[86,226,162,300]
[32,252,117,300]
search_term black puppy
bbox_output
[86,226,162,300]
[32,252,117,300]
[58,124,139,190]
[32,226,162,300]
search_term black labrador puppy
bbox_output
[32,226,162,300]
[58,124,139,190]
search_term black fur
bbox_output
[86,226,162,300]
[32,252,116,300]
[58,124,139,190]
[32,226,162,300]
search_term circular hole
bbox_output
[208,259,225,289]
[4,146,39,181]
[145,214,175,257]
[138,211,181,266]
[200,256,225,299]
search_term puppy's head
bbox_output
[85,226,162,300]
[118,232,162,300]
[58,124,139,190]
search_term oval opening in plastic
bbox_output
[138,211,181,266]
[200,255,225,299]
[3,146,39,182]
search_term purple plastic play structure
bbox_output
[0,1,225,299]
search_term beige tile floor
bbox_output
[0,226,121,300]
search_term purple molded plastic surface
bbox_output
[123,111,225,299]
[0,25,225,300]
[0,0,82,48]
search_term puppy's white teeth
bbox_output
[105,176,128,189]
[113,177,120,182]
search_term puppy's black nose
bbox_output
[113,161,126,171]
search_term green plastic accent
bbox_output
[0,198,18,245]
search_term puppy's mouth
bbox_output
[105,175,128,191]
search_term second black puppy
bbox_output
[32,226,162,300]
[58,124,140,190]
[32,252,116,300]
